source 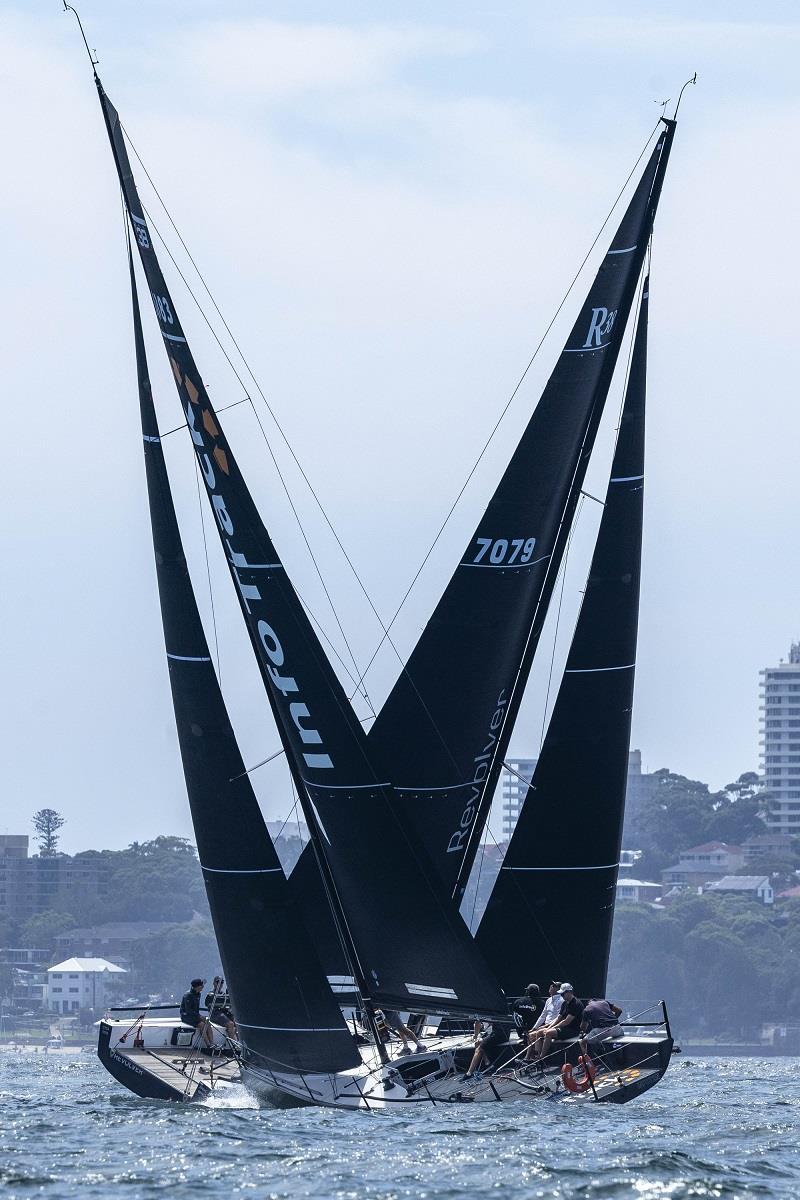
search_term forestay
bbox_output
[476,277,651,998]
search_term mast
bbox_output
[475,272,651,997]
[127,243,360,1073]
[365,121,675,905]
[93,74,508,1023]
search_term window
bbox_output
[51,973,62,979]
[68,974,79,980]
[52,987,62,993]
[69,987,79,993]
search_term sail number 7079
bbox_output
[471,536,536,565]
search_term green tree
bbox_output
[32,809,65,856]
[20,910,76,952]
[133,920,220,999]
[710,773,768,844]
[629,769,768,879]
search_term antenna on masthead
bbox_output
[63,3,99,70]
[673,73,697,119]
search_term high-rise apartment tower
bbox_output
[760,643,800,834]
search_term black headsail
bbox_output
[128,247,360,1073]
[366,124,674,904]
[97,77,506,1021]
[475,275,651,998]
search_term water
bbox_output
[1,1052,798,1199]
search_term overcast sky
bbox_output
[2,1,799,854]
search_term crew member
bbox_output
[461,1015,513,1081]
[580,998,624,1047]
[204,976,237,1039]
[511,983,543,1049]
[527,981,562,1060]
[180,977,215,1050]
[382,1009,425,1055]
[534,983,584,1062]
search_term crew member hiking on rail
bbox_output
[512,983,543,1049]
[180,977,215,1050]
[526,981,562,1060]
[204,976,237,1039]
[580,998,624,1047]
[531,983,584,1061]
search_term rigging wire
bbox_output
[134,193,374,715]
[351,118,665,693]
[126,200,372,707]
[121,125,389,696]
[159,396,249,439]
[122,195,224,679]
[123,115,663,925]
[121,118,661,711]
[472,259,651,968]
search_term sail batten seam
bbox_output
[201,866,283,874]
[502,863,619,871]
[565,662,635,674]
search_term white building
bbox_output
[760,644,800,835]
[705,876,774,905]
[47,957,126,1014]
[501,759,537,840]
[616,879,662,904]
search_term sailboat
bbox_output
[75,18,686,1107]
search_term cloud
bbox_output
[181,19,481,100]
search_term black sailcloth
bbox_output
[129,250,360,1074]
[366,125,673,905]
[475,277,651,999]
[97,78,506,1020]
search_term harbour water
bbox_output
[1,1051,798,1198]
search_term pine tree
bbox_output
[32,808,65,856]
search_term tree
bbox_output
[20,910,76,952]
[133,920,220,999]
[32,809,65,856]
[626,768,769,879]
[711,774,769,843]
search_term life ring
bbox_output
[561,1054,597,1094]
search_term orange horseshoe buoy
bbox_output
[561,1054,597,1094]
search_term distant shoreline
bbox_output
[679,1043,800,1057]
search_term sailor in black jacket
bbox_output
[180,977,214,1048]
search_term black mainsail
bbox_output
[98,77,506,1021]
[364,124,674,903]
[475,276,651,998]
[129,247,360,1073]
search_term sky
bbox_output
[2,1,799,854]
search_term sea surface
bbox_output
[0,1051,798,1199]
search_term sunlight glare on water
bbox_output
[0,1051,798,1199]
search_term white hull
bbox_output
[99,1015,671,1108]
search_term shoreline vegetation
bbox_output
[2,769,798,1045]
